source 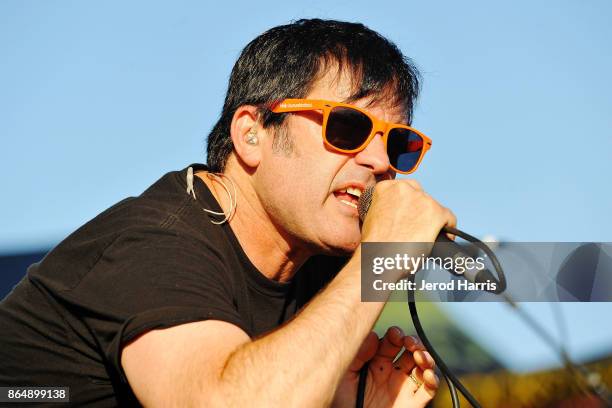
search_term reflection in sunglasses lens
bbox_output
[326,107,372,150]
[388,128,423,172]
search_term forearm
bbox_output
[213,247,386,407]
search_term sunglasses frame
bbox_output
[271,98,432,174]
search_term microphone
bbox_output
[358,186,498,287]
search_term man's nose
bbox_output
[353,133,391,175]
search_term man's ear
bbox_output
[230,106,262,169]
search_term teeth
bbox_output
[340,200,358,209]
[347,187,362,198]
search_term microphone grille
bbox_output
[358,185,375,222]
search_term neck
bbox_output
[196,160,311,283]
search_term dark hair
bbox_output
[206,18,421,172]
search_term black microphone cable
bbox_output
[355,187,609,406]
[406,226,507,408]
[356,226,507,408]
[405,230,612,407]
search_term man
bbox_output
[0,19,456,406]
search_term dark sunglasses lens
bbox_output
[387,128,424,172]
[326,107,373,150]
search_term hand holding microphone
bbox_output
[358,179,457,247]
[358,181,505,293]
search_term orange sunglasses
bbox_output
[271,98,432,174]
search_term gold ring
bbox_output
[409,373,422,387]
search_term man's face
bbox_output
[254,70,405,255]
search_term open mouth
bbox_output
[333,186,363,209]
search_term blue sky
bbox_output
[1,0,611,372]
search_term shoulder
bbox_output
[31,165,238,297]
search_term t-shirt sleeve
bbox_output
[65,228,247,386]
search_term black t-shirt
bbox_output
[0,164,346,406]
